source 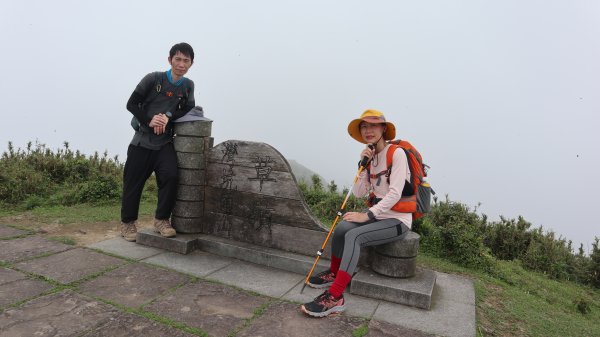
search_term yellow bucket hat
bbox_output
[347,109,396,144]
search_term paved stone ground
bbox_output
[0,224,475,337]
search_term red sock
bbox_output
[328,270,351,298]
[330,255,342,274]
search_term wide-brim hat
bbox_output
[347,109,396,144]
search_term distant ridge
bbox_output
[287,159,327,186]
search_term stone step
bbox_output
[136,231,437,309]
[351,267,437,310]
[136,230,328,275]
[137,229,200,254]
[195,234,329,275]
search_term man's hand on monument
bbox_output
[149,114,169,135]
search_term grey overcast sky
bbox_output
[1,1,598,251]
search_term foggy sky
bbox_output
[1,0,598,251]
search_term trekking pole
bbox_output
[300,145,373,293]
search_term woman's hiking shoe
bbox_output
[308,269,336,289]
[300,290,345,318]
[154,219,176,237]
[120,221,138,242]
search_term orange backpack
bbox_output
[366,140,434,220]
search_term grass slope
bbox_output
[1,202,598,336]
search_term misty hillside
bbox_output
[287,159,327,186]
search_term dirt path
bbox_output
[0,214,155,246]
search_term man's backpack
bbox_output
[130,72,190,131]
[366,139,434,220]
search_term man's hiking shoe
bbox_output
[300,290,345,318]
[154,218,176,237]
[308,269,336,289]
[120,221,137,242]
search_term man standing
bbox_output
[120,42,195,241]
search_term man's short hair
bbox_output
[170,42,194,62]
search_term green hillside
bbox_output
[1,141,599,336]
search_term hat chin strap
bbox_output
[373,134,385,152]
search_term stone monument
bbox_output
[137,119,436,309]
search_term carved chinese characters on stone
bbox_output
[248,155,276,191]
[248,198,274,232]
[222,142,238,163]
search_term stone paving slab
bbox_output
[145,280,268,337]
[0,224,28,238]
[283,280,380,319]
[366,319,436,337]
[82,312,198,337]
[87,239,477,337]
[372,272,476,337]
[14,248,126,284]
[236,300,367,337]
[0,290,118,336]
[0,235,72,263]
[88,237,164,260]
[143,250,234,277]
[206,260,303,298]
[78,262,190,308]
[0,268,53,308]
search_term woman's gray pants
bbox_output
[332,218,409,275]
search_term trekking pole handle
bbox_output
[359,144,375,168]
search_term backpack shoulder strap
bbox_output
[143,71,164,105]
[385,143,398,169]
[385,140,419,185]
[182,77,191,98]
[367,143,399,185]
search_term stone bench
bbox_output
[371,231,420,278]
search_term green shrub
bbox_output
[521,228,574,280]
[484,216,533,261]
[590,238,600,288]
[0,141,123,208]
[74,175,121,203]
[298,176,363,224]
[574,296,592,315]
[141,175,158,202]
[23,195,48,210]
[418,197,494,271]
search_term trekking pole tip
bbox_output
[300,283,307,294]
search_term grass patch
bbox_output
[67,263,129,288]
[87,295,209,337]
[418,253,600,337]
[24,199,155,224]
[137,310,209,337]
[226,299,274,337]
[0,234,31,241]
[48,236,76,245]
[0,207,20,218]
[352,324,369,337]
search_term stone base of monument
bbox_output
[350,267,437,309]
[137,230,328,275]
[137,229,200,254]
[137,229,436,309]
[195,234,330,275]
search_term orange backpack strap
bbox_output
[367,145,398,186]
